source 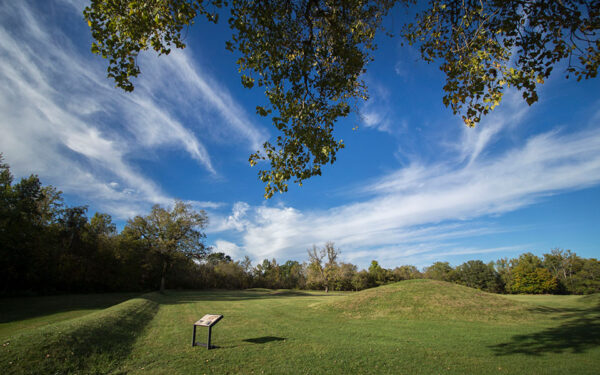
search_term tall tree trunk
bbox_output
[160,260,168,293]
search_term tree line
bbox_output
[1,156,598,296]
[284,243,600,295]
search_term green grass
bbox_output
[1,281,599,374]
[0,293,138,339]
[321,279,535,323]
[1,295,158,375]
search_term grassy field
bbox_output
[1,280,599,374]
[0,293,138,339]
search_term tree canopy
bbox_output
[404,0,600,126]
[124,201,209,292]
[84,0,599,197]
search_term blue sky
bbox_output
[1,0,599,269]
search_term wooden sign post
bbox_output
[192,314,223,349]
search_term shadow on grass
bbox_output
[243,336,286,344]
[0,297,158,375]
[0,293,139,324]
[490,301,600,356]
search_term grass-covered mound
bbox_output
[580,293,600,307]
[322,279,533,323]
[0,293,139,339]
[0,295,158,375]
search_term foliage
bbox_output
[368,260,394,286]
[509,267,559,294]
[0,156,69,294]
[307,242,340,292]
[351,270,370,291]
[279,260,307,289]
[83,0,223,92]
[543,248,583,293]
[494,257,516,290]
[570,258,600,294]
[211,259,252,289]
[507,253,559,294]
[90,212,117,236]
[429,253,597,295]
[0,157,201,295]
[423,261,455,282]
[392,264,423,280]
[454,260,504,293]
[206,252,233,265]
[254,258,284,288]
[84,0,395,198]
[404,0,600,127]
[124,201,209,292]
[84,1,600,197]
[332,262,358,291]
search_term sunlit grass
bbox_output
[1,281,599,374]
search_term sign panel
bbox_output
[194,314,223,327]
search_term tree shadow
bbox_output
[243,336,286,344]
[57,299,159,371]
[0,298,159,375]
[0,293,139,324]
[490,301,600,356]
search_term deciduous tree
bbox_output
[392,264,422,281]
[507,253,558,294]
[404,0,599,127]
[543,248,582,293]
[454,260,503,292]
[84,1,599,197]
[570,258,600,294]
[423,261,455,282]
[307,242,340,292]
[124,200,209,292]
[368,260,393,286]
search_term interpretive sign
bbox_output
[192,314,223,349]
[195,314,223,327]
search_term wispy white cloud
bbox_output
[123,94,215,173]
[343,244,527,269]
[457,91,529,165]
[137,51,269,152]
[360,82,407,134]
[207,201,251,234]
[57,0,87,13]
[213,239,246,260]
[0,1,262,217]
[212,119,600,268]
[0,4,169,216]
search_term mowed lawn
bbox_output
[1,280,599,374]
